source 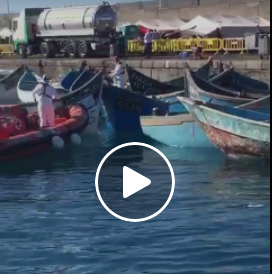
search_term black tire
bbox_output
[40,42,55,58]
[17,45,27,59]
[78,41,90,58]
[67,41,79,58]
[27,46,34,56]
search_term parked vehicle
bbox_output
[11,2,117,58]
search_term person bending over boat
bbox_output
[109,57,126,89]
[32,75,60,128]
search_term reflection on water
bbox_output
[0,92,270,274]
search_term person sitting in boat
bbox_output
[109,57,126,89]
[32,74,60,128]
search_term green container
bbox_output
[118,25,139,40]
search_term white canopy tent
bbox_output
[136,19,186,31]
[180,16,271,37]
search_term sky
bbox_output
[0,0,140,13]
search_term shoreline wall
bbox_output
[115,0,271,22]
[0,59,270,83]
[0,0,270,30]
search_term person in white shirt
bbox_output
[109,57,126,89]
[144,29,153,59]
[32,75,60,128]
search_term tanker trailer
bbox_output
[11,2,117,58]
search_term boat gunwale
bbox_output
[177,96,271,128]
[186,69,253,103]
[140,114,194,126]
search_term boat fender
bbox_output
[70,134,81,146]
[52,136,64,149]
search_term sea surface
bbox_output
[0,128,270,274]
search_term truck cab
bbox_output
[12,8,45,56]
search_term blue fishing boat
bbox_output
[140,114,215,148]
[178,97,270,159]
[126,65,182,95]
[0,64,26,91]
[127,58,212,96]
[15,72,103,134]
[60,69,85,90]
[212,66,270,99]
[17,69,94,103]
[186,69,270,113]
[102,85,169,132]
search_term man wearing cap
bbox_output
[32,75,60,128]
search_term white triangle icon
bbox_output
[123,166,151,199]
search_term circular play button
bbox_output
[95,143,175,222]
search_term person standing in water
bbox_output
[32,75,60,128]
[109,57,126,89]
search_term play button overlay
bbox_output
[95,142,175,222]
[123,166,151,199]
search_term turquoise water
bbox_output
[0,129,270,274]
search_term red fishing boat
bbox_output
[0,103,89,162]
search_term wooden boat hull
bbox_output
[212,67,270,99]
[201,122,270,159]
[186,69,270,113]
[16,73,103,134]
[126,65,180,96]
[0,105,89,162]
[127,58,212,96]
[141,114,214,148]
[61,69,84,90]
[102,85,169,132]
[0,65,26,91]
[61,73,103,134]
[179,97,270,159]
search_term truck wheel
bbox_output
[68,42,79,58]
[18,45,27,59]
[27,46,34,56]
[79,41,90,58]
[40,42,55,58]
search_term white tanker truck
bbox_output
[11,2,117,58]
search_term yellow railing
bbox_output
[0,44,14,56]
[127,40,144,54]
[223,38,245,54]
[128,38,245,54]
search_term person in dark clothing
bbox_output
[117,32,127,59]
[109,31,117,58]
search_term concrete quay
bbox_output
[0,58,270,83]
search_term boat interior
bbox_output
[200,101,271,122]
[0,105,66,140]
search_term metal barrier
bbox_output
[197,38,222,53]
[170,39,181,52]
[0,44,14,56]
[153,39,172,53]
[127,40,144,54]
[127,38,246,54]
[223,38,246,54]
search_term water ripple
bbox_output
[0,130,270,274]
